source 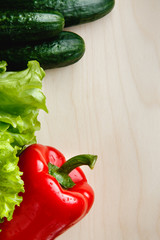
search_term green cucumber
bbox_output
[0,31,85,70]
[0,0,115,27]
[0,10,64,42]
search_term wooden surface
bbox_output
[37,0,160,239]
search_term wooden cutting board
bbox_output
[37,0,160,239]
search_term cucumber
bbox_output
[0,10,64,42]
[0,0,115,27]
[0,32,85,70]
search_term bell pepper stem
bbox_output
[58,154,97,174]
[48,154,97,189]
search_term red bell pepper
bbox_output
[0,144,97,240]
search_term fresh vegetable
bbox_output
[0,61,47,224]
[0,31,85,70]
[0,10,64,43]
[0,0,115,27]
[0,144,97,239]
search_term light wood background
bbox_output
[37,0,160,239]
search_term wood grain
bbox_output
[37,0,160,239]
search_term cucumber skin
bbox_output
[0,11,64,42]
[59,0,115,26]
[0,0,115,27]
[0,32,85,70]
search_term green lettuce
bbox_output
[0,61,47,223]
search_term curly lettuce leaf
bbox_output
[0,141,24,222]
[0,61,47,115]
[0,61,47,223]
